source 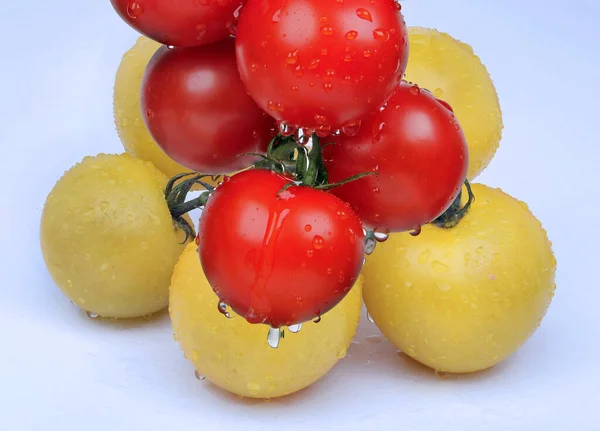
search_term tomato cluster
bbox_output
[109,0,469,329]
[39,0,555,400]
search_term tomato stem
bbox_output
[432,180,475,229]
[165,173,216,242]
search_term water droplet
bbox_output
[394,2,402,11]
[286,49,299,65]
[437,283,452,292]
[476,246,486,255]
[217,301,232,318]
[313,316,322,323]
[312,235,325,249]
[418,249,431,264]
[247,381,261,393]
[127,1,144,18]
[345,30,358,40]
[86,311,99,319]
[306,249,314,258]
[342,120,361,136]
[304,224,312,232]
[323,82,333,92]
[99,201,109,211]
[434,88,444,98]
[435,370,447,378]
[409,85,420,96]
[337,271,345,283]
[410,226,422,236]
[326,267,333,275]
[363,49,373,58]
[321,48,328,55]
[373,28,389,42]
[337,210,348,220]
[267,327,282,348]
[344,54,353,63]
[321,25,333,36]
[309,58,321,70]
[367,312,375,323]
[374,231,389,242]
[194,370,206,381]
[288,324,302,333]
[337,348,347,359]
[373,213,381,222]
[146,108,154,119]
[278,122,295,136]
[431,260,450,273]
[373,187,381,194]
[272,9,281,22]
[356,8,373,21]
[314,113,327,124]
[267,100,277,112]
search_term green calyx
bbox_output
[432,179,475,229]
[165,173,217,243]
[255,133,375,191]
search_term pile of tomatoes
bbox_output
[39,0,557,400]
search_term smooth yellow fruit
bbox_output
[363,184,556,373]
[114,36,192,179]
[41,153,189,319]
[405,27,503,180]
[169,243,363,399]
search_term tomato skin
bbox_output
[141,39,275,174]
[235,0,408,132]
[322,82,468,233]
[110,0,241,47]
[198,169,365,328]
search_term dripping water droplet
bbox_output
[267,327,283,348]
[288,324,302,333]
[313,316,322,323]
[217,301,232,318]
[194,370,206,381]
[374,231,389,242]
[410,226,422,236]
[367,312,375,323]
[86,311,99,319]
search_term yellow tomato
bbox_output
[362,184,556,373]
[40,153,189,319]
[114,36,192,179]
[169,243,363,399]
[405,27,504,180]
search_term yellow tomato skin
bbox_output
[169,243,363,399]
[114,36,193,179]
[363,184,556,373]
[405,27,503,180]
[40,153,189,319]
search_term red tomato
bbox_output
[322,82,469,233]
[235,0,408,134]
[110,0,241,47]
[198,168,365,328]
[141,40,275,174]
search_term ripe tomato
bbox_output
[322,81,468,233]
[110,0,242,47]
[197,168,365,328]
[141,39,275,174]
[235,0,408,133]
[362,184,556,373]
[170,242,363,399]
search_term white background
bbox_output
[1,1,599,429]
